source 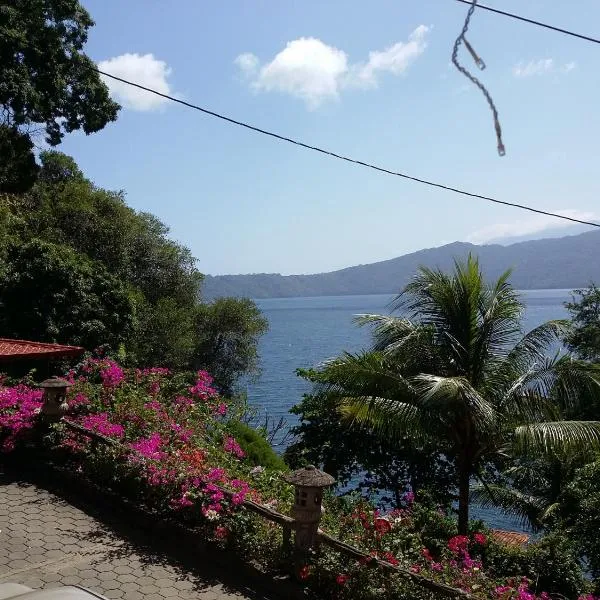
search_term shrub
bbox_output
[225,420,287,471]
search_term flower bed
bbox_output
[0,357,598,599]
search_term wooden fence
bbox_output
[61,418,470,599]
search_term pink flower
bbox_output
[374,517,391,535]
[382,552,399,567]
[80,413,125,439]
[99,360,125,388]
[473,532,487,545]
[214,403,227,417]
[431,562,443,572]
[448,535,469,555]
[409,564,421,574]
[130,432,166,460]
[215,526,228,540]
[189,370,216,399]
[335,574,349,585]
[421,548,433,561]
[223,435,245,459]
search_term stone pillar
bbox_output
[39,377,72,419]
[283,465,335,579]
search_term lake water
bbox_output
[247,290,572,531]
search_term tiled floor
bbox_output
[0,479,274,600]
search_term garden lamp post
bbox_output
[39,377,72,418]
[283,465,335,578]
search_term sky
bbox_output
[59,0,600,275]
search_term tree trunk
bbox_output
[457,462,470,535]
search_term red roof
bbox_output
[0,338,85,362]
[491,529,529,547]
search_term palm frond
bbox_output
[411,373,497,434]
[316,351,414,401]
[470,483,546,531]
[340,396,423,443]
[513,420,600,457]
[508,321,571,367]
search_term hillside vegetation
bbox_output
[203,231,600,298]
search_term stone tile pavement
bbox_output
[0,478,276,600]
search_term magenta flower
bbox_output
[130,432,166,460]
[100,360,125,388]
[80,413,125,439]
[223,436,245,459]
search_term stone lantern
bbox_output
[39,377,72,418]
[283,465,335,569]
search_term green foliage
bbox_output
[484,534,585,598]
[193,297,269,395]
[0,0,119,190]
[565,284,600,362]
[0,238,133,349]
[225,420,287,471]
[295,256,600,534]
[559,458,600,581]
[0,151,267,387]
[286,384,455,508]
[0,126,38,193]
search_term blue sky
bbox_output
[60,0,600,275]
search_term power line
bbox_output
[454,0,600,45]
[96,68,600,229]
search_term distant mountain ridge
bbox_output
[202,230,600,299]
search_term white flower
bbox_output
[205,509,219,521]
[250,466,265,476]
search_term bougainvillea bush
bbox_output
[0,357,597,599]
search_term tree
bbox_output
[286,380,456,508]
[0,125,38,193]
[0,238,133,350]
[193,298,269,396]
[565,284,600,362]
[0,0,119,189]
[307,257,600,533]
[559,459,600,582]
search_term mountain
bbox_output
[202,230,600,299]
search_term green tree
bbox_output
[0,239,133,350]
[286,383,455,508]
[565,284,600,362]
[559,459,600,582]
[193,298,269,395]
[0,125,38,193]
[0,0,119,187]
[308,257,600,533]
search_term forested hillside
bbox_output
[203,231,600,298]
[0,152,267,393]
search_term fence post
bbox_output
[282,465,335,579]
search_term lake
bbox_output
[246,290,572,530]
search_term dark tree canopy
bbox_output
[0,0,119,191]
[0,238,133,350]
[0,0,119,144]
[565,284,600,362]
[0,125,39,193]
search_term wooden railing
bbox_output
[61,418,470,598]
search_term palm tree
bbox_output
[312,256,600,534]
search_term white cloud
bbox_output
[235,25,429,108]
[467,209,599,244]
[512,58,576,78]
[235,52,260,76]
[98,53,174,111]
[513,59,554,78]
